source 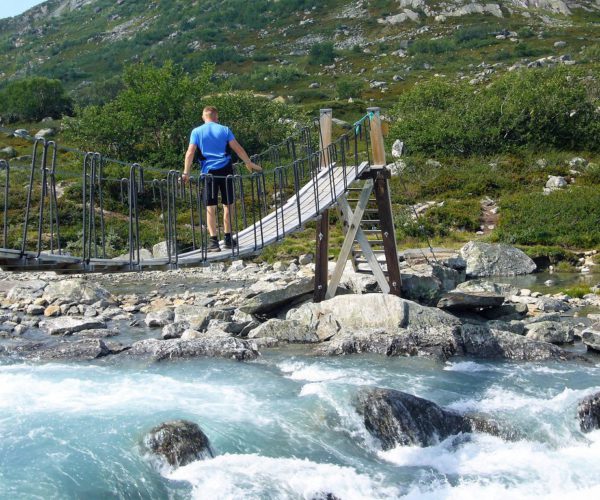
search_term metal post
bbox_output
[314,108,332,302]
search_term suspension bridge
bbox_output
[0,107,402,302]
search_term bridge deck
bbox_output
[0,161,369,273]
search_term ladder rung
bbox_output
[361,219,380,225]
[362,229,380,234]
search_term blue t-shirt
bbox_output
[189,122,235,174]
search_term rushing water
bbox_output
[1,349,600,499]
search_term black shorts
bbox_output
[204,164,235,206]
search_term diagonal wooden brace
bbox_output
[326,180,390,298]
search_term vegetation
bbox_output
[309,42,336,65]
[0,77,72,122]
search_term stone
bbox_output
[460,242,536,277]
[400,263,465,305]
[239,277,314,314]
[26,304,46,316]
[486,320,526,336]
[309,82,321,89]
[356,388,514,450]
[126,337,259,361]
[456,279,519,298]
[481,303,528,320]
[73,328,119,339]
[40,317,107,336]
[5,280,47,302]
[145,308,174,328]
[578,392,600,433]
[34,128,55,139]
[535,297,570,313]
[161,322,186,340]
[143,420,213,468]
[461,323,576,361]
[25,339,113,361]
[247,319,319,343]
[290,294,463,359]
[42,279,112,305]
[0,146,17,159]
[554,41,567,48]
[582,324,600,352]
[173,305,231,331]
[152,241,169,259]
[545,175,568,190]
[391,139,404,158]
[525,321,574,344]
[13,129,29,138]
[437,291,505,311]
[299,254,313,265]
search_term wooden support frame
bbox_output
[314,108,333,302]
[326,180,390,299]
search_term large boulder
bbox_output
[152,241,169,259]
[239,277,314,314]
[356,388,513,450]
[143,420,213,468]
[578,392,600,433]
[40,317,106,335]
[126,337,259,361]
[460,242,536,277]
[455,279,520,298]
[5,280,47,302]
[42,279,112,305]
[145,308,174,328]
[289,294,463,358]
[461,323,576,361]
[247,319,319,343]
[13,339,115,361]
[173,305,231,331]
[525,321,574,344]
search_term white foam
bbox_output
[381,431,600,499]
[444,361,495,373]
[167,453,399,500]
[278,360,348,382]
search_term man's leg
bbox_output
[207,205,218,237]
[223,204,232,234]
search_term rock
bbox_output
[545,175,568,190]
[126,337,259,361]
[461,323,575,361]
[143,420,213,468]
[578,392,600,433]
[42,279,112,305]
[356,388,513,450]
[582,324,600,352]
[401,263,465,305]
[239,277,314,314]
[525,321,574,344]
[481,303,528,320]
[437,291,505,311]
[13,129,29,138]
[152,241,169,259]
[0,146,17,159]
[247,319,319,343]
[173,305,230,331]
[34,128,55,139]
[290,294,463,358]
[338,262,379,294]
[309,82,321,89]
[5,280,47,302]
[145,308,174,328]
[272,261,288,272]
[27,339,113,361]
[161,322,186,340]
[40,317,107,336]
[486,320,526,335]
[460,242,536,277]
[554,41,567,48]
[535,297,570,313]
[391,140,404,158]
[299,253,313,265]
[26,304,46,316]
[73,328,119,339]
[456,279,519,298]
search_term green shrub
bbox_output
[395,199,480,238]
[561,285,592,298]
[408,39,455,55]
[336,79,363,99]
[0,77,72,122]
[389,66,600,156]
[309,42,336,65]
[495,186,600,247]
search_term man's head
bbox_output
[202,106,219,123]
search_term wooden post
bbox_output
[368,107,402,296]
[314,108,332,302]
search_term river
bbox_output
[1,348,599,499]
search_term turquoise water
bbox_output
[1,350,600,499]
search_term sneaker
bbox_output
[207,238,221,253]
[223,236,237,250]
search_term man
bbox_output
[183,106,261,252]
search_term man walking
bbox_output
[183,106,261,252]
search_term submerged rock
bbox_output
[578,392,600,433]
[460,242,536,277]
[356,388,515,450]
[143,420,213,468]
[126,337,258,361]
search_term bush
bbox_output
[495,186,600,247]
[395,199,480,238]
[310,42,336,65]
[0,77,72,122]
[408,39,455,55]
[336,79,363,99]
[389,66,600,156]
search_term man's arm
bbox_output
[183,143,197,182]
[229,139,262,172]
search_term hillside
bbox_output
[1,0,599,110]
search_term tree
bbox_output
[309,42,336,65]
[0,77,72,122]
